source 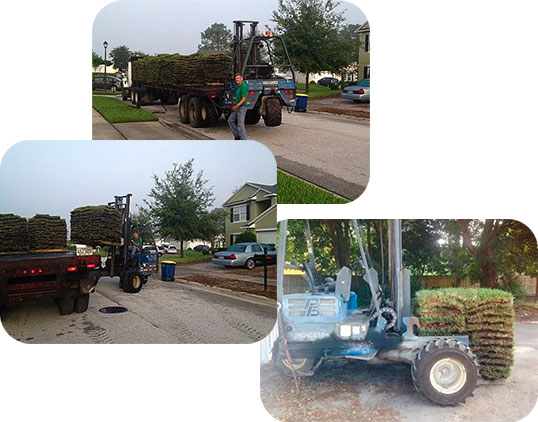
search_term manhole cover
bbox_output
[99,306,128,314]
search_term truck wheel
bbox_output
[244,258,255,270]
[188,97,205,128]
[411,339,479,406]
[272,339,317,377]
[179,95,191,123]
[123,270,144,293]
[74,294,90,313]
[263,97,282,127]
[201,99,219,126]
[57,297,75,315]
[245,109,261,125]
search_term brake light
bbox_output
[30,269,36,274]
[225,254,237,260]
[214,254,218,258]
[67,266,78,272]
[87,263,97,269]
[353,89,365,94]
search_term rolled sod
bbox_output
[132,53,232,87]
[416,288,514,381]
[28,214,67,251]
[70,205,122,246]
[0,214,29,253]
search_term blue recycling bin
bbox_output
[295,94,308,112]
[160,261,176,281]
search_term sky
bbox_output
[0,141,276,226]
[92,0,367,56]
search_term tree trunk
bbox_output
[326,220,350,270]
[305,72,310,93]
[180,239,184,258]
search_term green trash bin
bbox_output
[295,94,308,112]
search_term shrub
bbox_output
[498,275,529,301]
[234,231,257,243]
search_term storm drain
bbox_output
[99,306,128,314]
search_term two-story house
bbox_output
[222,182,277,247]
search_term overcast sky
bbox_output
[0,141,276,226]
[92,0,367,56]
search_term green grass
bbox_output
[277,170,348,204]
[92,96,158,123]
[92,90,121,95]
[158,250,212,265]
[296,82,342,99]
[518,301,538,308]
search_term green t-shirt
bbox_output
[235,82,248,105]
[132,237,142,248]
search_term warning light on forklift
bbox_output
[265,30,272,36]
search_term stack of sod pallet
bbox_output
[0,214,29,253]
[416,288,514,381]
[132,53,232,86]
[28,214,67,251]
[70,206,122,246]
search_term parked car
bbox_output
[156,245,165,257]
[166,245,178,254]
[193,244,211,254]
[341,78,370,103]
[317,77,340,88]
[260,243,277,264]
[92,76,123,92]
[212,242,275,270]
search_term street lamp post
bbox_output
[103,41,108,90]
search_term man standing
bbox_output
[228,73,248,140]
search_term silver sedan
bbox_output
[212,242,269,270]
[341,78,370,103]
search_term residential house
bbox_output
[223,182,277,247]
[343,21,370,83]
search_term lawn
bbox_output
[92,96,158,123]
[158,250,212,265]
[296,82,342,99]
[277,170,348,204]
[92,90,121,95]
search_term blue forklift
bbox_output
[274,220,480,406]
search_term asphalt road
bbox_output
[260,323,538,422]
[0,276,276,344]
[97,100,369,200]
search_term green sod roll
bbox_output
[28,214,67,250]
[416,288,514,381]
[0,214,30,252]
[70,205,122,246]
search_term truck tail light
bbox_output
[86,264,97,269]
[67,266,78,272]
[248,91,255,96]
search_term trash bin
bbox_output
[295,94,308,112]
[160,261,176,281]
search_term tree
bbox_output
[144,160,214,257]
[92,50,104,67]
[198,23,233,53]
[199,207,227,249]
[271,0,345,92]
[133,50,148,59]
[337,24,363,85]
[130,207,156,245]
[110,45,131,71]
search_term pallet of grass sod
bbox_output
[416,288,514,381]
[0,214,30,253]
[28,214,67,252]
[70,205,122,247]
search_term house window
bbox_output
[232,204,248,222]
[365,34,370,52]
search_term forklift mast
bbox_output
[108,193,133,268]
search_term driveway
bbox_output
[260,323,538,422]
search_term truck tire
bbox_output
[74,294,90,313]
[244,258,256,270]
[123,270,144,293]
[411,338,479,406]
[188,96,205,128]
[179,95,191,123]
[263,97,282,127]
[272,338,318,377]
[245,108,261,125]
[201,99,219,126]
[57,297,75,315]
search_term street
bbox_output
[1,275,276,344]
[93,99,369,200]
[260,323,538,422]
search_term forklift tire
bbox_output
[188,97,205,128]
[245,109,261,125]
[263,97,282,127]
[244,258,256,270]
[74,294,90,313]
[179,95,191,123]
[57,297,75,315]
[123,271,144,293]
[272,339,317,377]
[142,275,149,285]
[411,338,479,406]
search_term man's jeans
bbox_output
[228,106,247,140]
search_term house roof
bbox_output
[223,182,277,206]
[241,204,276,229]
[249,182,277,194]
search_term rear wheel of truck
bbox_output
[245,109,261,125]
[188,97,205,128]
[57,297,75,315]
[411,338,479,406]
[74,294,90,313]
[272,339,318,377]
[263,97,282,127]
[179,95,191,123]
[200,99,219,126]
[123,270,144,293]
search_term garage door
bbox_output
[257,230,277,245]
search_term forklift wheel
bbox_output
[142,275,149,285]
[57,297,75,315]
[123,271,144,293]
[272,339,317,377]
[411,338,479,406]
[74,294,90,313]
